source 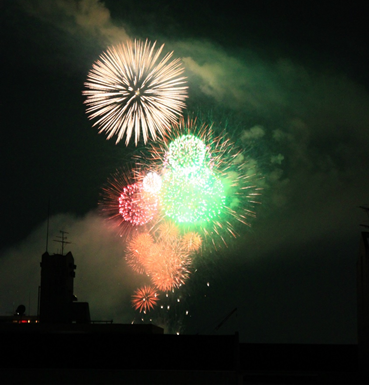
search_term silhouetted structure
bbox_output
[0,237,365,383]
[39,251,90,323]
[357,231,369,374]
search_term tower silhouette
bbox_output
[39,251,77,323]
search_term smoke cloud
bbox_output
[18,0,130,45]
[0,211,141,322]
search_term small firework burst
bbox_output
[83,39,188,145]
[131,286,159,313]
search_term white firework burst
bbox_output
[83,39,188,146]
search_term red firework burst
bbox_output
[131,286,159,312]
[118,182,158,226]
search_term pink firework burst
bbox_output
[119,182,158,226]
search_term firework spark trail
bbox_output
[83,39,188,145]
[131,286,159,313]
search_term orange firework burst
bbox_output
[131,286,159,313]
[156,221,180,246]
[83,39,188,146]
[125,233,154,273]
[149,242,192,292]
[181,232,202,253]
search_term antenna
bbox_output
[215,307,237,331]
[53,230,71,255]
[45,198,50,252]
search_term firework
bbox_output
[161,166,225,224]
[131,286,159,312]
[118,182,158,226]
[125,232,154,274]
[141,116,263,247]
[165,134,208,173]
[125,222,197,293]
[83,39,188,145]
[181,232,202,253]
[149,244,192,292]
[155,221,181,245]
[143,171,162,194]
[99,168,132,226]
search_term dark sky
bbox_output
[1,0,368,343]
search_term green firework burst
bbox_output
[161,167,225,224]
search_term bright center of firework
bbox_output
[143,172,162,194]
[166,135,207,174]
[161,167,225,224]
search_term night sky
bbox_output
[1,0,368,343]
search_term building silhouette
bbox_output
[357,231,369,372]
[0,239,366,383]
[39,251,90,324]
